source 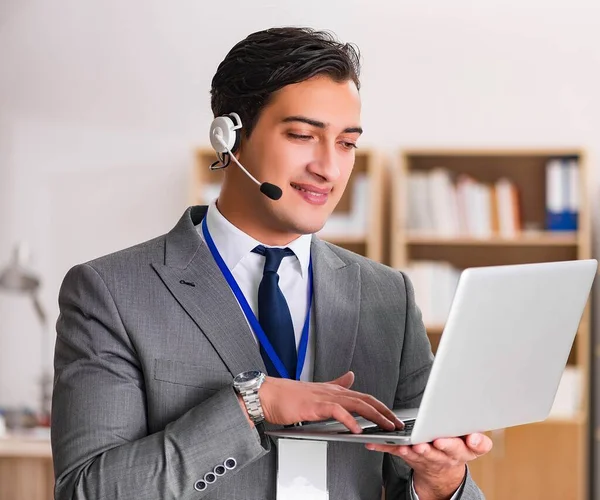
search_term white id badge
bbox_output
[277,438,328,500]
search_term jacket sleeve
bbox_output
[52,263,269,500]
[382,272,484,500]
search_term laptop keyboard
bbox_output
[342,419,415,436]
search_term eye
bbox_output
[340,141,358,150]
[288,133,313,141]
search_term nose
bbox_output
[307,141,341,182]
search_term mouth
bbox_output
[290,182,331,206]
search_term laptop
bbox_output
[267,259,597,445]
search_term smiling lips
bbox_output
[290,182,331,205]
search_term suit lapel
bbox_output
[311,238,361,383]
[152,206,266,377]
[152,207,361,382]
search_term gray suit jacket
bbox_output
[52,205,484,499]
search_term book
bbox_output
[546,157,578,231]
[406,169,522,238]
[496,178,521,237]
[405,260,460,325]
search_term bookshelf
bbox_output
[406,233,579,246]
[0,433,53,500]
[192,147,386,262]
[391,149,592,500]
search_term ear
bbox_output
[234,129,250,160]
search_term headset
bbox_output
[209,112,282,201]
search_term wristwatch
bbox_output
[233,370,266,424]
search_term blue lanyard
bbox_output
[202,216,312,380]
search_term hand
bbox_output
[259,371,403,433]
[366,433,493,500]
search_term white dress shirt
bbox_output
[197,201,315,381]
[197,201,463,499]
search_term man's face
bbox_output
[234,75,362,238]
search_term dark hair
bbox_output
[210,27,361,138]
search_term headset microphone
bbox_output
[209,113,283,201]
[258,182,283,201]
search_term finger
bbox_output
[432,437,477,462]
[325,371,355,389]
[366,444,421,463]
[465,433,493,456]
[321,378,402,428]
[431,438,458,454]
[335,396,396,430]
[412,442,456,465]
[366,443,406,454]
[359,394,404,428]
[339,390,403,428]
[317,402,362,433]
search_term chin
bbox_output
[285,218,327,236]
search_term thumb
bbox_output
[468,433,493,455]
[326,371,355,389]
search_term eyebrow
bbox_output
[282,115,363,135]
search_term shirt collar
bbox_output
[200,200,312,278]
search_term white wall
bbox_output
[1,0,599,412]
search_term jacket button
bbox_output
[214,464,226,476]
[204,472,217,484]
[194,480,207,491]
[224,457,237,470]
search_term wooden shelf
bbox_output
[543,413,586,426]
[424,324,445,335]
[407,232,578,247]
[0,434,51,459]
[392,148,591,500]
[0,433,53,500]
[402,148,584,158]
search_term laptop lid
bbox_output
[411,259,597,444]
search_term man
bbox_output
[52,27,492,499]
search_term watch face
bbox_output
[235,370,262,384]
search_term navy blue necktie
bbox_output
[252,245,297,378]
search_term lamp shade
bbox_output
[0,243,41,293]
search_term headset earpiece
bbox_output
[228,113,242,153]
[209,112,243,155]
[207,110,282,200]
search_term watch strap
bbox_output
[240,388,265,423]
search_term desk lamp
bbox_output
[0,242,52,424]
